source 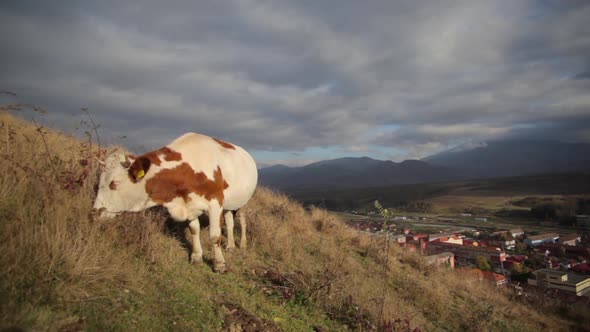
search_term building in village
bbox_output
[489,231,516,250]
[571,263,590,275]
[402,233,427,253]
[559,233,581,246]
[428,233,464,242]
[535,244,590,260]
[528,269,590,296]
[503,255,527,270]
[406,233,428,242]
[465,269,508,286]
[392,234,407,245]
[436,235,464,245]
[524,233,560,247]
[426,241,506,265]
[426,252,455,269]
[577,215,590,228]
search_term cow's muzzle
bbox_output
[89,207,107,221]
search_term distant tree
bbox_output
[577,198,590,214]
[531,202,577,226]
[401,200,433,213]
[475,256,492,271]
[510,262,524,275]
[531,204,558,220]
[524,255,544,269]
[514,242,528,255]
[558,246,567,259]
[510,263,532,283]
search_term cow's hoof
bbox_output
[190,255,203,265]
[226,246,236,252]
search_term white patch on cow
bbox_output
[164,197,190,221]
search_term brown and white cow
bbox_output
[93,133,258,272]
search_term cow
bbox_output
[93,132,258,273]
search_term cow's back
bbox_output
[167,133,258,210]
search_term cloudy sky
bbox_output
[1,0,589,167]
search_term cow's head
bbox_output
[93,149,152,219]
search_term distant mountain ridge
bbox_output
[260,140,590,190]
[259,156,462,189]
[423,140,590,178]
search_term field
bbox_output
[287,173,590,212]
[1,111,589,331]
[283,172,590,236]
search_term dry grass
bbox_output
[0,112,158,329]
[233,187,578,331]
[0,111,583,331]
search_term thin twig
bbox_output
[374,200,392,325]
[32,117,58,176]
[1,121,8,153]
[81,108,101,156]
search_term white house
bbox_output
[524,233,559,247]
[510,229,525,238]
[559,234,581,246]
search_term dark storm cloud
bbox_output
[1,0,589,160]
[573,71,590,80]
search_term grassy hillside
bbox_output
[0,111,587,331]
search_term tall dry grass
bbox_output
[0,112,177,330]
[231,187,576,331]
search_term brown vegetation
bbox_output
[0,111,583,331]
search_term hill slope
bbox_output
[0,111,586,331]
[260,157,461,190]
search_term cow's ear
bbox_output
[121,154,135,169]
[128,156,151,183]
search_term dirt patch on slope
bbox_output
[221,302,282,332]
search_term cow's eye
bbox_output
[109,180,118,190]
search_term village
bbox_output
[345,213,590,304]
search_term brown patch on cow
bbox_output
[109,180,117,190]
[127,147,183,183]
[157,147,183,161]
[128,156,152,183]
[213,138,236,150]
[145,163,228,205]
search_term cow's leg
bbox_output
[188,218,203,265]
[224,211,236,250]
[237,210,247,249]
[209,204,226,273]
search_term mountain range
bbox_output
[259,140,590,190]
[423,140,590,178]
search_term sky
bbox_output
[1,0,589,168]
